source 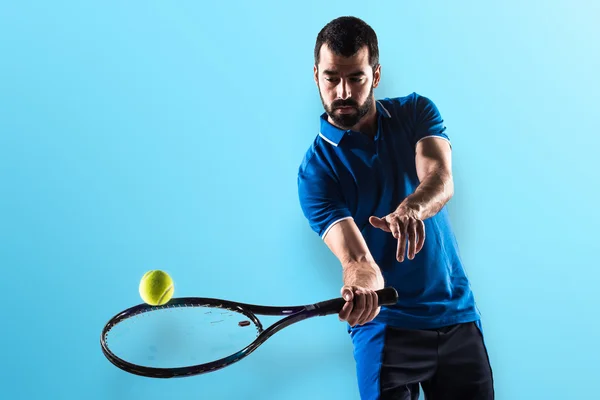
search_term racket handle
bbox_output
[314,287,398,316]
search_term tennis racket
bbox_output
[100,287,398,378]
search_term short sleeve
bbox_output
[297,163,352,239]
[413,94,451,149]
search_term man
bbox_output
[297,16,494,400]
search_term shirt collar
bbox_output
[318,100,392,146]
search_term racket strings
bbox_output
[103,305,261,369]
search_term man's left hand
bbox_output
[369,204,425,262]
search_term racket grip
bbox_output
[314,287,398,316]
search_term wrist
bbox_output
[397,199,424,220]
[342,260,384,290]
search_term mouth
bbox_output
[335,106,356,114]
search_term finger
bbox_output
[416,219,426,253]
[341,286,354,302]
[363,290,379,324]
[338,286,354,321]
[358,290,373,325]
[397,219,408,262]
[338,300,353,322]
[348,290,365,326]
[372,290,382,321]
[388,215,401,239]
[348,290,366,326]
[369,216,391,232]
[407,219,417,260]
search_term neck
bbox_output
[353,106,378,138]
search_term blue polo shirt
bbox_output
[297,92,481,329]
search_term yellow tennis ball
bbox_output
[139,270,174,306]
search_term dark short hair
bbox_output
[314,16,379,68]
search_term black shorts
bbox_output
[349,320,494,399]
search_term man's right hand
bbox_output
[338,285,382,326]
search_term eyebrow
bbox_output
[323,70,366,77]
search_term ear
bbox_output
[372,64,381,88]
[313,65,319,86]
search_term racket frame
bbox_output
[100,287,398,378]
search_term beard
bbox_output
[319,84,375,129]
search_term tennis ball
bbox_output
[139,270,174,306]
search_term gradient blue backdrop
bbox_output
[1,1,598,399]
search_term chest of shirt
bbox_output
[331,125,421,226]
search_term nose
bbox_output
[336,79,351,100]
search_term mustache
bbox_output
[331,100,358,109]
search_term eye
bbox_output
[349,77,363,83]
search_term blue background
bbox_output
[1,1,598,399]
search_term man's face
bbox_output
[314,44,381,129]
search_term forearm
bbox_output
[324,219,385,290]
[401,169,453,220]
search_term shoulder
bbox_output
[298,134,336,179]
[377,92,439,118]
